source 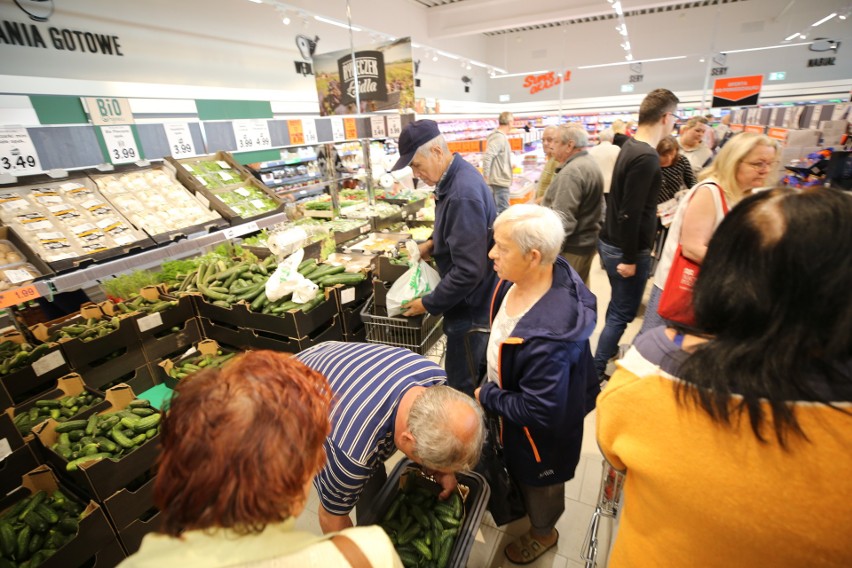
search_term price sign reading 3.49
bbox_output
[232,120,272,151]
[0,127,43,176]
[164,123,197,158]
[101,125,140,165]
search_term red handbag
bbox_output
[657,183,728,327]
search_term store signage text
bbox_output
[82,97,134,126]
[807,57,835,67]
[523,71,571,95]
[711,67,728,76]
[0,19,123,56]
[338,51,388,104]
[629,74,644,83]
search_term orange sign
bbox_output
[0,284,41,309]
[744,125,766,134]
[523,70,571,95]
[767,127,789,141]
[287,120,304,145]
[447,140,482,154]
[730,124,745,133]
[712,75,763,107]
[344,118,358,140]
[509,137,523,151]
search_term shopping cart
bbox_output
[580,460,625,567]
[359,295,445,357]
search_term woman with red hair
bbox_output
[119,350,401,568]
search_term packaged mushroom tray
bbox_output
[92,166,224,240]
[0,180,150,268]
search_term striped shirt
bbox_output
[295,342,446,515]
[659,154,697,204]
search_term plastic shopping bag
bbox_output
[386,240,441,317]
[264,248,319,303]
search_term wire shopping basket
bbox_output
[580,460,625,567]
[359,295,444,355]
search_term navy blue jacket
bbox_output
[422,154,497,324]
[478,257,599,486]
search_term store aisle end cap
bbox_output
[391,120,442,171]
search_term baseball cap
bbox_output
[391,119,441,171]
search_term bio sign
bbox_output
[82,97,134,126]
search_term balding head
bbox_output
[406,386,484,471]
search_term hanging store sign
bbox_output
[164,123,197,159]
[0,19,123,57]
[82,97,134,126]
[232,120,272,151]
[313,37,414,116]
[101,125,140,164]
[0,127,43,176]
[523,71,571,95]
[712,75,763,107]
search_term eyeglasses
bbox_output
[667,112,685,122]
[743,161,778,171]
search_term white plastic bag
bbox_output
[386,240,441,317]
[264,248,319,303]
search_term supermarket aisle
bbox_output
[295,257,650,567]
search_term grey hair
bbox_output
[494,203,565,265]
[408,386,484,470]
[557,124,589,148]
[414,134,449,159]
[598,128,615,143]
[498,111,513,125]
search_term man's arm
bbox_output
[319,505,353,533]
[481,133,498,183]
[548,169,584,239]
[614,153,659,265]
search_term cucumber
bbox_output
[54,420,87,433]
[0,523,15,557]
[66,452,111,471]
[131,413,161,433]
[319,272,367,286]
[16,525,31,562]
[111,426,135,449]
[17,491,46,522]
[412,538,433,560]
[437,534,454,568]
[35,503,59,524]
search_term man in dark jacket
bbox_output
[393,120,497,396]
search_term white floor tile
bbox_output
[488,530,569,568]
[554,500,598,563]
[578,458,606,507]
[466,523,500,568]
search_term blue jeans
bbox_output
[443,316,488,397]
[635,284,668,341]
[593,240,651,377]
[490,184,510,215]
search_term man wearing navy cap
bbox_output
[391,119,497,396]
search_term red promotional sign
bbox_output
[712,75,763,107]
[523,71,571,95]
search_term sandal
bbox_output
[504,529,559,565]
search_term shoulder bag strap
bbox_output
[699,181,729,214]
[331,534,373,568]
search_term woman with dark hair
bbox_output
[656,135,696,204]
[119,350,401,568]
[597,187,852,567]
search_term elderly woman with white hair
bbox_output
[474,204,599,564]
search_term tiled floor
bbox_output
[296,259,650,567]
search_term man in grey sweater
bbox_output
[542,124,604,285]
[482,112,514,214]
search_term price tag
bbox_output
[0,283,42,308]
[288,120,305,145]
[233,119,272,151]
[0,438,11,462]
[164,123,197,158]
[808,105,822,130]
[341,287,356,305]
[302,119,319,144]
[137,312,164,333]
[250,199,266,209]
[6,269,34,284]
[386,115,402,138]
[344,118,358,140]
[0,127,43,176]
[222,220,260,240]
[235,187,251,197]
[330,117,346,141]
[219,171,234,181]
[194,175,209,186]
[101,125,140,164]
[370,116,387,138]
[31,349,64,376]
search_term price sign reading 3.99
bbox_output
[232,120,273,151]
[0,127,43,176]
[101,125,140,165]
[164,123,197,158]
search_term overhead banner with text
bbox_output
[712,75,763,108]
[313,37,414,116]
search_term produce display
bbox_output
[41,317,121,343]
[375,188,431,204]
[379,484,464,568]
[93,169,222,237]
[12,392,104,437]
[0,488,86,566]
[211,184,278,218]
[47,399,161,470]
[112,294,178,316]
[0,341,54,376]
[165,350,236,383]
[0,182,147,263]
[343,202,403,220]
[347,233,410,254]
[0,264,41,292]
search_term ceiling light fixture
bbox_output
[812,13,837,27]
[282,16,290,25]
[313,14,361,32]
[578,55,686,69]
[491,69,551,78]
[612,1,623,16]
[248,0,263,3]
[784,32,801,41]
[723,41,812,54]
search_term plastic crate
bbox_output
[359,295,443,355]
[359,459,490,568]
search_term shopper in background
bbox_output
[482,111,515,214]
[119,350,402,568]
[598,187,852,567]
[394,119,497,397]
[593,88,680,379]
[612,119,629,147]
[638,132,779,335]
[587,127,621,199]
[656,135,697,204]
[476,204,598,565]
[541,124,604,285]
[535,125,559,203]
[702,113,717,150]
[677,116,713,176]
[294,341,484,534]
[714,113,733,150]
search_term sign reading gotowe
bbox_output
[0,20,123,57]
[523,71,571,95]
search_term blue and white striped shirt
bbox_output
[295,341,446,515]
